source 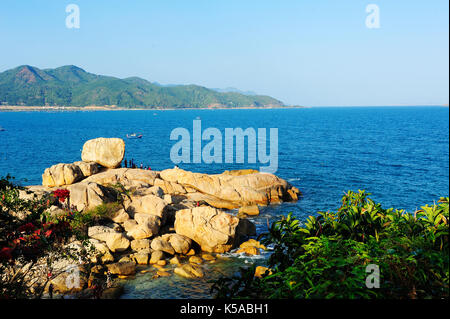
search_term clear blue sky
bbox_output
[0,0,448,106]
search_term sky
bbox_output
[0,0,448,106]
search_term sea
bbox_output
[0,106,448,298]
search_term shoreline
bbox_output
[0,105,307,112]
[1,105,447,112]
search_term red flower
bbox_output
[44,230,53,238]
[52,189,70,203]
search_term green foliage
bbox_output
[44,202,122,240]
[0,177,93,298]
[0,65,284,108]
[1,175,54,242]
[212,191,449,299]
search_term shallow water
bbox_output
[0,106,448,298]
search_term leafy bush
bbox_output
[0,177,95,298]
[212,191,449,299]
[64,202,122,239]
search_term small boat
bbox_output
[0,126,5,132]
[126,133,143,139]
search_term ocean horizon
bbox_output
[1,106,448,298]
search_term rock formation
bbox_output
[81,137,125,168]
[23,137,301,291]
[174,206,244,253]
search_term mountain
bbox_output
[0,65,285,108]
[212,87,258,96]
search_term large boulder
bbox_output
[149,250,164,264]
[83,168,158,188]
[81,138,125,168]
[159,168,300,208]
[111,209,130,224]
[174,264,204,279]
[150,236,176,255]
[106,262,136,276]
[50,264,88,293]
[42,162,99,187]
[73,161,99,177]
[127,195,168,223]
[67,182,117,211]
[129,252,149,265]
[238,205,260,216]
[153,178,186,195]
[130,239,151,251]
[42,163,84,187]
[127,213,161,239]
[174,206,243,253]
[88,226,130,252]
[165,234,193,255]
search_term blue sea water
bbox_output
[0,106,448,298]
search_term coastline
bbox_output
[0,105,307,112]
[1,105,447,113]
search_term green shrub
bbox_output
[44,202,122,240]
[1,177,92,298]
[211,191,449,299]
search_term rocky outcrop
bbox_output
[150,236,175,255]
[73,161,100,178]
[238,205,260,216]
[164,234,193,255]
[42,162,99,187]
[159,168,300,208]
[24,137,302,294]
[127,194,168,223]
[42,163,82,187]
[50,264,88,293]
[149,250,164,264]
[130,239,151,251]
[106,262,136,276]
[174,206,246,253]
[127,213,161,239]
[149,234,193,255]
[83,168,158,188]
[88,239,114,263]
[111,209,130,223]
[129,252,150,265]
[81,137,125,168]
[67,182,117,211]
[88,226,130,252]
[174,264,204,279]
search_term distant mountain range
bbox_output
[0,65,285,108]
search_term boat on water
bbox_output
[126,133,143,139]
[0,126,5,132]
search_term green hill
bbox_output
[0,65,285,108]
